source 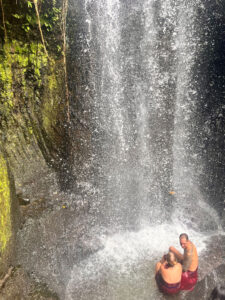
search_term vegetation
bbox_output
[0,0,70,268]
[0,153,12,254]
[0,0,69,169]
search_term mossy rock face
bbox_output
[0,150,19,275]
[0,38,68,167]
[0,0,73,190]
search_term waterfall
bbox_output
[171,1,221,231]
[64,0,224,298]
[70,0,220,230]
[80,0,176,227]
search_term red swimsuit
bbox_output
[180,268,198,291]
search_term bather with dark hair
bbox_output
[155,251,182,295]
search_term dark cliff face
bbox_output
[66,0,94,190]
[190,0,225,219]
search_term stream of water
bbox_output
[65,0,223,298]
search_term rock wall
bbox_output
[191,0,225,220]
[0,0,72,191]
[0,0,72,275]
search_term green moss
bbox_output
[0,0,68,172]
[0,40,48,119]
[0,39,61,147]
[0,154,12,253]
[42,67,65,138]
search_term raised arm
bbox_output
[169,246,184,262]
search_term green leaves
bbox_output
[12,14,23,19]
[56,45,61,53]
[27,1,32,8]
[26,14,32,23]
[22,24,30,32]
[0,40,49,121]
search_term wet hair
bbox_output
[179,233,189,241]
[210,286,225,300]
[166,252,177,267]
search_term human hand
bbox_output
[169,246,176,252]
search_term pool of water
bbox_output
[65,223,208,300]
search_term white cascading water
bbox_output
[84,0,176,227]
[66,0,222,299]
[171,1,222,230]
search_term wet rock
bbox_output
[198,235,225,280]
[182,207,220,232]
[0,266,14,289]
[0,266,59,300]
[20,198,53,222]
[16,205,100,298]
[17,192,30,206]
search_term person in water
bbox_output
[169,233,198,291]
[155,251,182,295]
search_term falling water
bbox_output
[65,0,222,298]
[72,0,221,229]
[80,0,177,227]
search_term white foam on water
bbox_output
[65,222,208,299]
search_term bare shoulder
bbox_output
[160,261,167,269]
[185,241,193,254]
